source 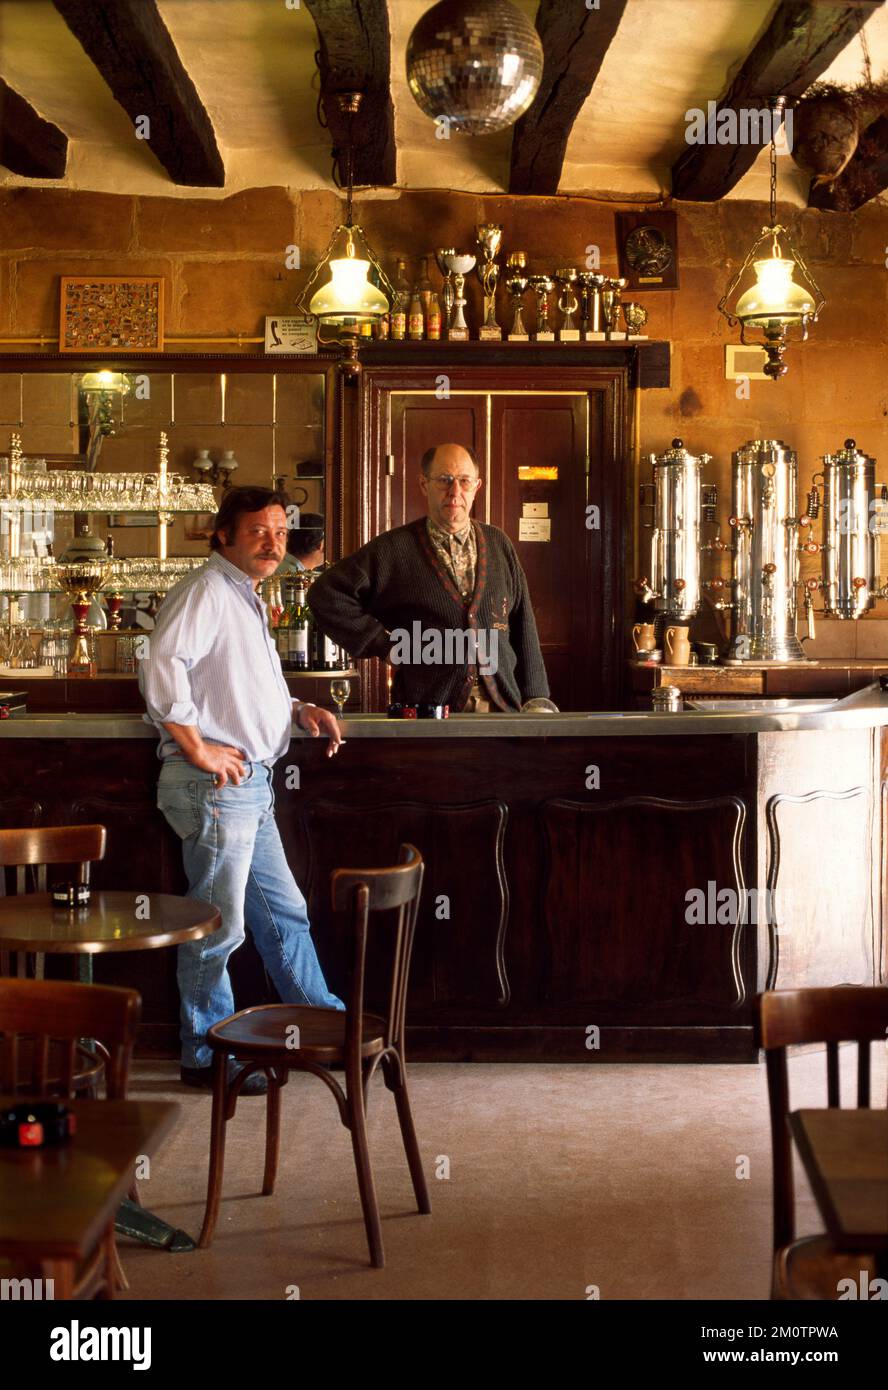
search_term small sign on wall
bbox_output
[264,315,318,355]
[518,517,551,542]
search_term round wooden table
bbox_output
[0,890,221,1253]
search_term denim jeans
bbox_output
[157,757,344,1068]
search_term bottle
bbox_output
[391,258,409,340]
[321,630,340,671]
[276,580,294,669]
[290,579,310,671]
[417,256,433,316]
[408,287,424,340]
[427,292,442,340]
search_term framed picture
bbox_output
[615,211,679,291]
[59,276,165,353]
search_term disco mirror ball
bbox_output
[406,0,544,136]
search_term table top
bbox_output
[790,1109,888,1251]
[0,890,221,953]
[0,1098,178,1260]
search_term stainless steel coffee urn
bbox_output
[809,439,879,619]
[636,439,716,621]
[726,438,806,662]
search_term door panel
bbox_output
[387,393,488,532]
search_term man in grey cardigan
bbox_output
[308,443,550,712]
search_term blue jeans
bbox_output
[157,757,344,1068]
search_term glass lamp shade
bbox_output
[78,370,131,395]
[309,256,388,325]
[735,257,815,327]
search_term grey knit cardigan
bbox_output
[307,518,550,711]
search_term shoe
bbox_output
[180,1060,268,1096]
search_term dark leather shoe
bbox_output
[180,1060,268,1096]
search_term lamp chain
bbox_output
[769,126,777,228]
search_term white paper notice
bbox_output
[522,503,549,518]
[518,518,552,542]
[264,316,318,354]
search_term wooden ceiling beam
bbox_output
[51,0,224,187]
[671,0,884,202]
[0,78,68,178]
[509,0,628,196]
[304,0,396,187]
[808,113,888,209]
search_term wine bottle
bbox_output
[291,580,310,671]
[417,256,433,316]
[391,258,409,340]
[276,580,294,669]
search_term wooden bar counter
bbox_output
[1,691,886,1063]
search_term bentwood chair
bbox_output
[0,977,142,1298]
[0,824,107,979]
[198,844,430,1267]
[758,986,888,1300]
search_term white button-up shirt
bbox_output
[139,551,293,764]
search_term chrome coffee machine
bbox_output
[807,438,882,619]
[635,439,717,623]
[725,438,807,663]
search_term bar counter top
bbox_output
[2,682,887,738]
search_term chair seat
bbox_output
[208,1005,387,1061]
[774,1235,880,1300]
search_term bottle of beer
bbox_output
[290,579,310,672]
[408,286,425,341]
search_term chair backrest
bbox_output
[758,986,888,1250]
[0,825,107,895]
[331,844,424,1062]
[0,978,141,1099]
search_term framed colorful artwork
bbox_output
[59,276,165,353]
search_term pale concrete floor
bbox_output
[117,1049,885,1302]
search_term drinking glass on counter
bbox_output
[330,677,351,717]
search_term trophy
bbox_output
[578,272,607,340]
[554,268,580,341]
[601,276,628,339]
[529,274,555,342]
[444,252,476,340]
[60,561,110,677]
[505,252,530,341]
[623,301,649,339]
[475,223,503,340]
[435,247,457,332]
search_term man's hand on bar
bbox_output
[294,701,344,757]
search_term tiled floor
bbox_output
[117,1048,885,1301]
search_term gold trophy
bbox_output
[475,224,503,340]
[623,301,649,339]
[529,274,555,342]
[505,252,530,341]
[435,247,457,332]
[554,268,580,341]
[601,276,629,340]
[578,272,607,340]
[60,561,110,677]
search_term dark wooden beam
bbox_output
[509,0,628,196]
[51,0,224,187]
[808,113,888,209]
[671,0,884,202]
[0,78,68,178]
[304,0,395,187]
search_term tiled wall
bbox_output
[1,184,886,650]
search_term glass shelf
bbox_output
[0,471,217,514]
[0,556,206,594]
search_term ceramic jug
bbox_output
[664,625,691,666]
[632,623,656,653]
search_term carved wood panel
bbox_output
[540,795,749,1015]
[765,787,873,989]
[300,798,509,1012]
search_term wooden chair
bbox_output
[0,977,142,1299]
[758,986,888,1300]
[0,824,107,979]
[198,844,430,1267]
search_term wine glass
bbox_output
[329,677,351,718]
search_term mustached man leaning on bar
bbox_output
[139,486,345,1094]
[308,443,551,713]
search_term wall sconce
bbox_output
[296,93,393,377]
[192,449,238,488]
[718,98,825,381]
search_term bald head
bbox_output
[419,443,482,534]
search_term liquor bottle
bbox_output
[417,256,433,316]
[290,579,310,672]
[276,580,294,669]
[321,629,340,671]
[427,292,442,340]
[408,287,424,340]
[391,258,409,340]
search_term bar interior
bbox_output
[0,0,886,1332]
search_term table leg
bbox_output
[115,1197,196,1252]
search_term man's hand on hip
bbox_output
[294,702,344,757]
[192,742,247,786]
